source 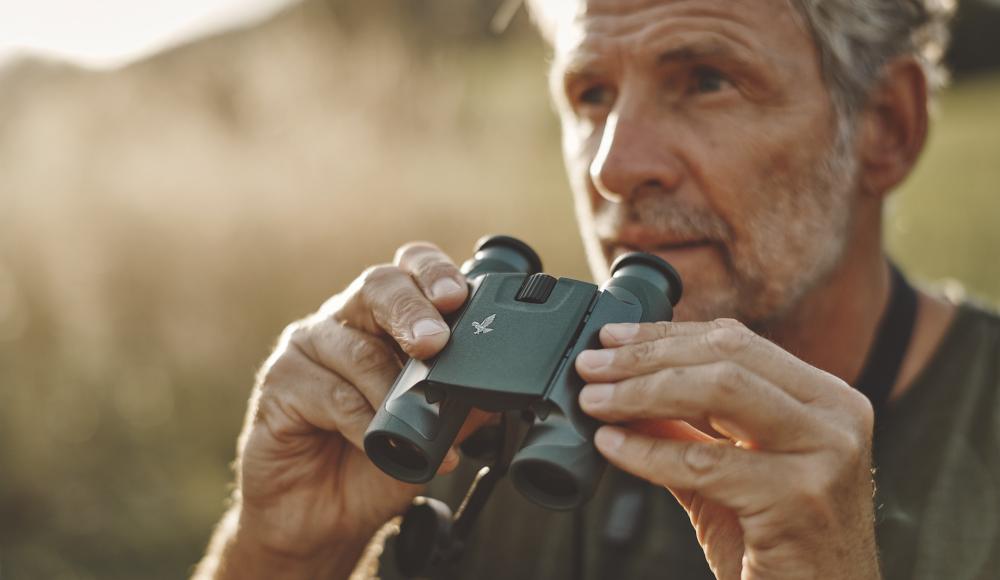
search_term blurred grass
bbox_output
[0,6,997,579]
[888,72,1000,301]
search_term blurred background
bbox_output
[0,0,997,578]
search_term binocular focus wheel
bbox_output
[395,497,456,577]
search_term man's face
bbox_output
[549,0,860,325]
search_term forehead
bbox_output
[545,0,814,69]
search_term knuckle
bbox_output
[828,424,869,462]
[346,336,388,373]
[253,389,280,422]
[328,380,371,419]
[284,319,312,348]
[618,340,657,368]
[259,327,312,389]
[387,287,431,323]
[709,362,748,402]
[633,438,661,472]
[681,441,727,476]
[713,317,746,329]
[614,377,653,410]
[789,470,838,517]
[393,241,440,266]
[846,389,876,436]
[705,323,754,357]
[253,389,299,436]
[360,264,403,293]
[652,321,673,339]
[258,353,295,390]
[418,262,460,285]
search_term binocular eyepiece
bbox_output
[364,235,682,511]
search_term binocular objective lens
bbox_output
[517,460,579,506]
[371,435,429,472]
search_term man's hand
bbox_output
[575,319,879,580]
[194,242,489,580]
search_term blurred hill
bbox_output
[0,1,997,578]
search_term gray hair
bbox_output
[791,0,955,122]
[526,0,956,128]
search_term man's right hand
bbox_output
[195,242,478,580]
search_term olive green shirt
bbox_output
[377,302,1000,579]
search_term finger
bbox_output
[394,242,468,313]
[578,320,826,402]
[580,363,823,450]
[335,264,451,360]
[593,426,786,516]
[255,343,376,451]
[291,319,402,411]
[289,319,497,455]
[437,447,461,475]
[599,319,732,348]
[455,409,500,444]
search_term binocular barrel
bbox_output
[461,235,543,279]
[507,251,683,509]
[364,236,543,483]
[602,252,683,322]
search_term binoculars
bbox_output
[364,235,683,510]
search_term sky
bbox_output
[0,0,296,69]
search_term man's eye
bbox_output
[690,67,732,94]
[578,85,615,107]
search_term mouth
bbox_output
[609,240,716,261]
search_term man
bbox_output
[194,0,999,578]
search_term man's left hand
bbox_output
[575,319,879,580]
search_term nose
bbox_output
[589,109,683,203]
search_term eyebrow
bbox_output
[655,40,754,67]
[555,37,757,79]
[553,50,608,80]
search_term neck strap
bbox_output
[853,262,919,423]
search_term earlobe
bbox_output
[857,58,929,199]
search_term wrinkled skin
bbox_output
[549,0,857,325]
[193,242,491,580]
[575,320,877,579]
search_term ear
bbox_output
[856,58,929,199]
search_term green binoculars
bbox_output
[364,234,683,510]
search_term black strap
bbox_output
[853,262,919,423]
[597,471,648,579]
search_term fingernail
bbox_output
[604,323,639,342]
[580,384,613,407]
[595,427,625,451]
[412,318,448,339]
[577,349,614,370]
[430,278,463,300]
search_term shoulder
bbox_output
[951,298,1000,349]
[898,296,1000,421]
[935,298,1000,415]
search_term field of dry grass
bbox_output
[0,4,996,578]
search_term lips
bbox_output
[607,239,715,262]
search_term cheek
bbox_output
[698,125,816,244]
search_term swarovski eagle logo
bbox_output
[471,314,496,335]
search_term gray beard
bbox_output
[589,132,858,328]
